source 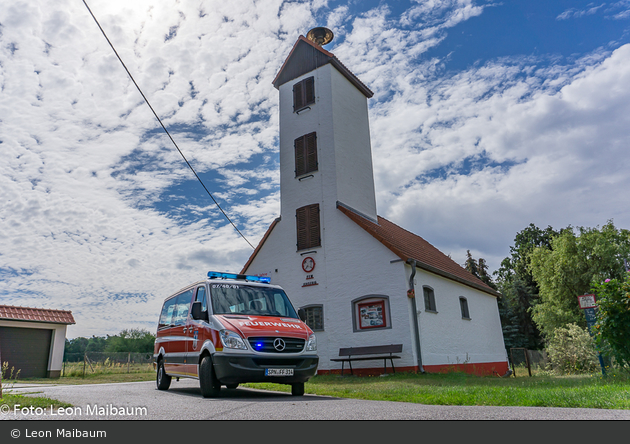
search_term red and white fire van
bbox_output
[153,271,319,397]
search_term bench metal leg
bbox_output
[340,361,345,377]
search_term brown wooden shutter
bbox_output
[295,136,305,176]
[293,81,303,111]
[304,76,315,105]
[293,77,315,112]
[305,132,317,173]
[295,132,317,177]
[308,204,320,247]
[296,204,320,250]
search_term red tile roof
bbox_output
[242,206,500,298]
[337,204,501,297]
[0,305,76,325]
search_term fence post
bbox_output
[525,349,532,377]
[127,353,130,374]
[83,353,86,378]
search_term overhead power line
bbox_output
[83,0,255,249]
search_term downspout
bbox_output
[407,259,424,373]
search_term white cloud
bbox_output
[2,0,629,337]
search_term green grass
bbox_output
[244,371,630,410]
[1,393,73,410]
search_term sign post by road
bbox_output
[577,294,606,375]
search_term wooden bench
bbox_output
[330,344,403,376]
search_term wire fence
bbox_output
[508,348,549,377]
[63,352,154,377]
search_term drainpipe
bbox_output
[407,259,424,373]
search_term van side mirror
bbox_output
[191,301,207,321]
[298,308,306,322]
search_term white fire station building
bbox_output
[242,30,509,376]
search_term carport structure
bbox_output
[0,305,75,378]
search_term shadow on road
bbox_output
[164,384,337,402]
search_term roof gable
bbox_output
[272,36,373,98]
[240,217,281,274]
[337,203,501,297]
[0,305,76,325]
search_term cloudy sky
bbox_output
[2,0,629,338]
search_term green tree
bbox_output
[464,250,479,278]
[529,221,630,339]
[495,223,560,349]
[104,329,155,353]
[591,272,630,367]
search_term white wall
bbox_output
[406,267,508,367]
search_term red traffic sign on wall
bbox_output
[577,294,597,309]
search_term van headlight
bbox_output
[305,334,317,351]
[220,330,248,350]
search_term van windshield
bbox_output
[210,283,299,318]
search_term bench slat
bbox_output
[338,344,402,357]
[331,355,401,362]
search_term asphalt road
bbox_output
[3,379,630,421]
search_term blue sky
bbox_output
[2,0,629,337]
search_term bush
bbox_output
[591,272,630,367]
[545,324,599,375]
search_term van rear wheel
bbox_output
[199,355,220,398]
[156,359,171,391]
[291,382,304,396]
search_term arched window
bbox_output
[459,297,470,319]
[423,286,437,313]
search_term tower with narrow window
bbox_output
[242,28,509,376]
[274,30,377,234]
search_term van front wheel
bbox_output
[199,355,220,398]
[156,359,171,391]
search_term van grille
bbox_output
[248,337,305,353]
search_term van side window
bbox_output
[158,297,178,329]
[173,290,194,326]
[196,286,207,312]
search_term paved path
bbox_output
[3,379,630,421]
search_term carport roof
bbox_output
[0,305,76,325]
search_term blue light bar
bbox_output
[207,271,271,284]
[247,275,271,284]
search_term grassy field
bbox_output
[245,370,630,410]
[1,393,73,410]
[5,368,630,410]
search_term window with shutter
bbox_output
[296,204,321,250]
[294,132,318,177]
[293,76,315,112]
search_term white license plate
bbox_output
[265,368,294,376]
